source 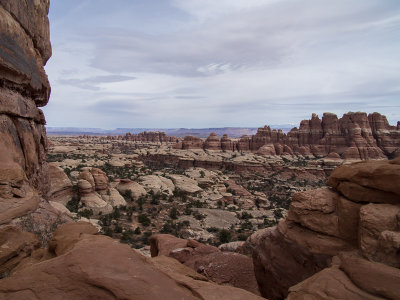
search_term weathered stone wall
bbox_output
[249,158,400,300]
[176,112,400,160]
[0,0,51,224]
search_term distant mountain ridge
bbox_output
[47,126,294,138]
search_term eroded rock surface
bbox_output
[249,159,400,299]
[150,234,260,296]
[0,0,51,225]
[174,112,400,160]
[0,223,263,300]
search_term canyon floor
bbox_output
[46,135,346,253]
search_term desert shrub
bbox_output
[161,220,190,236]
[239,212,253,220]
[122,190,133,202]
[111,207,121,220]
[134,227,141,234]
[184,206,193,215]
[206,227,219,233]
[66,195,80,213]
[120,230,132,243]
[77,209,93,219]
[169,207,179,220]
[218,229,232,244]
[274,208,283,220]
[103,227,113,237]
[114,224,123,233]
[99,214,112,227]
[150,193,160,205]
[193,211,206,221]
[240,220,253,231]
[264,218,277,227]
[141,231,153,245]
[226,188,237,195]
[138,214,151,226]
[137,196,145,211]
[237,233,249,241]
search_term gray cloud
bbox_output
[44,0,400,128]
[84,0,400,77]
[58,75,136,90]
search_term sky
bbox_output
[43,0,400,129]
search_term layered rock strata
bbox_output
[0,222,263,299]
[150,234,261,296]
[249,158,400,299]
[103,131,179,143]
[0,0,51,225]
[78,167,126,215]
[175,112,400,160]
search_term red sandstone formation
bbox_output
[150,234,261,296]
[0,0,52,224]
[220,134,234,151]
[204,132,221,150]
[248,158,400,299]
[174,112,400,160]
[0,223,263,300]
[110,131,179,143]
[181,136,204,150]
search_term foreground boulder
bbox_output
[150,234,260,296]
[77,168,126,214]
[248,159,400,299]
[0,223,263,300]
[0,226,40,278]
[328,157,400,204]
[47,163,73,206]
[0,0,52,227]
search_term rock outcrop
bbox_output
[0,0,51,225]
[0,226,40,278]
[248,158,400,299]
[204,132,221,150]
[47,163,73,206]
[174,112,400,160]
[0,223,263,300]
[115,179,147,200]
[77,168,126,215]
[180,136,204,150]
[150,234,261,296]
[119,131,178,143]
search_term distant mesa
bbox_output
[173,112,400,160]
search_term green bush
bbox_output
[193,211,206,221]
[206,227,219,233]
[218,229,232,244]
[239,212,253,220]
[122,190,133,202]
[77,208,93,219]
[66,195,80,213]
[169,207,179,220]
[138,214,151,226]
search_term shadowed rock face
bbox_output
[150,234,261,296]
[0,223,264,300]
[175,112,400,160]
[0,0,51,225]
[248,158,400,300]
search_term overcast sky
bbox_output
[43,0,400,129]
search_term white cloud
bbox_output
[43,0,400,128]
[171,0,280,21]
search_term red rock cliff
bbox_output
[0,0,52,224]
[175,112,400,160]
